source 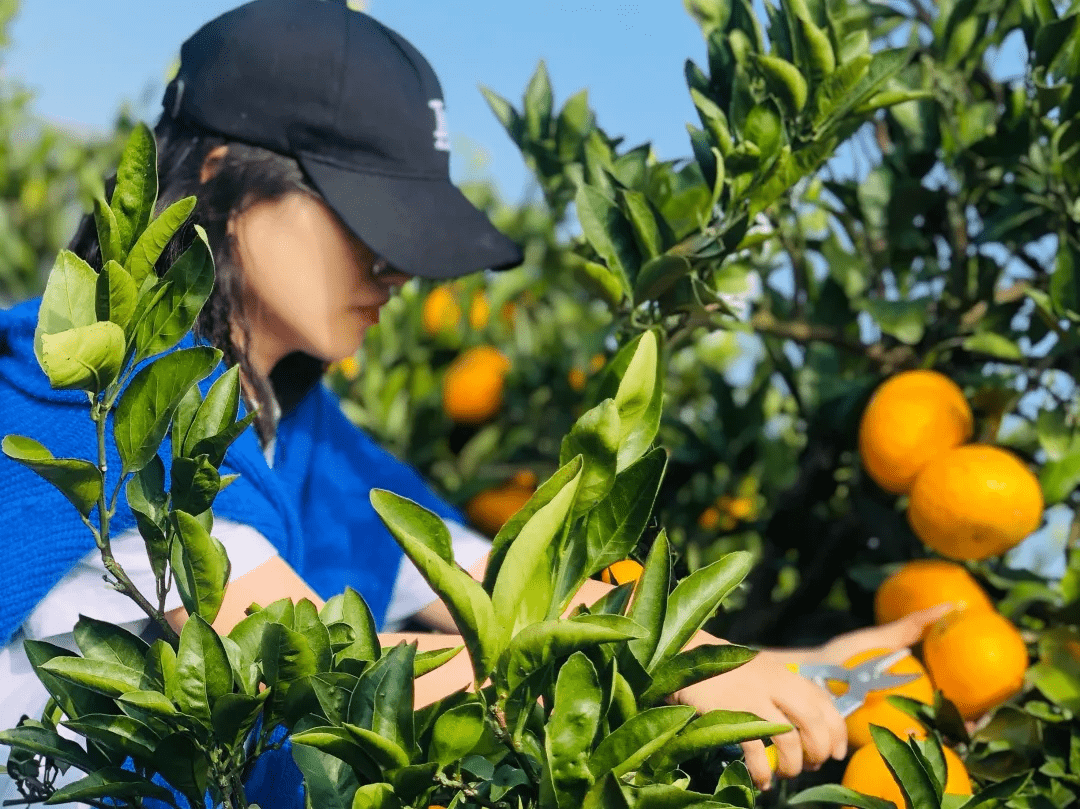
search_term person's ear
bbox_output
[200,145,229,184]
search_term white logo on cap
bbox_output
[428,99,451,152]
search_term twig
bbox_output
[434,772,511,809]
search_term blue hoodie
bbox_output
[0,296,462,644]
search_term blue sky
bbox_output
[5,1,707,201]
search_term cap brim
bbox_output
[299,153,523,279]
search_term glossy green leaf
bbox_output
[611,331,663,471]
[547,652,603,807]
[352,782,402,809]
[295,598,334,673]
[321,587,380,663]
[117,689,179,718]
[170,454,221,516]
[589,705,695,778]
[34,250,98,364]
[492,457,582,641]
[290,726,382,783]
[870,724,938,808]
[0,724,96,773]
[559,398,620,519]
[93,197,123,267]
[650,551,752,667]
[787,784,896,808]
[171,509,230,624]
[648,710,791,769]
[126,196,197,288]
[44,768,174,806]
[171,384,202,458]
[63,713,159,762]
[414,645,463,677]
[211,691,270,747]
[480,87,523,143]
[290,744,361,809]
[641,644,757,704]
[23,641,114,720]
[73,615,149,670]
[96,260,137,327]
[110,122,157,256]
[430,701,488,768]
[182,364,241,455]
[173,615,233,726]
[627,530,671,668]
[500,615,644,694]
[371,641,416,757]
[576,185,637,295]
[39,321,125,392]
[262,621,318,685]
[371,489,499,683]
[524,60,554,140]
[1051,234,1080,316]
[132,226,215,361]
[114,345,220,474]
[634,255,692,303]
[342,723,411,770]
[39,656,148,698]
[2,435,102,516]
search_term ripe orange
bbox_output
[839,649,934,749]
[568,367,588,392]
[468,292,490,331]
[858,370,973,495]
[465,480,535,536]
[874,559,993,625]
[422,285,462,337]
[697,505,722,531]
[601,559,644,586]
[907,444,1043,561]
[921,607,1028,720]
[841,739,971,806]
[442,346,511,425]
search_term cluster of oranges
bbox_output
[697,493,759,533]
[838,369,1042,803]
[421,283,514,337]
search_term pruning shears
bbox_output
[795,648,922,717]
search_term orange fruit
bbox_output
[442,346,511,425]
[921,607,1028,720]
[568,367,588,392]
[841,739,971,806]
[588,353,606,373]
[329,355,360,380]
[874,559,993,625]
[512,469,538,489]
[697,506,722,531]
[422,285,462,337]
[839,649,934,749]
[907,444,1043,561]
[719,495,757,522]
[601,560,644,586]
[468,292,490,331]
[858,370,973,494]
[465,480,535,536]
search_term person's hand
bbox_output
[809,603,955,666]
[673,644,847,791]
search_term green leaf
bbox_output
[751,53,808,114]
[414,645,464,677]
[110,122,158,256]
[39,656,148,698]
[430,701,488,768]
[809,54,871,128]
[787,784,896,809]
[1051,234,1080,317]
[870,724,938,808]
[576,259,626,308]
[93,197,124,267]
[962,332,1023,360]
[290,745,361,809]
[113,345,220,474]
[132,226,215,362]
[44,768,174,806]
[62,714,160,762]
[342,723,411,770]
[860,298,926,345]
[492,454,583,641]
[321,587,381,663]
[620,190,664,259]
[627,530,671,668]
[1040,447,1080,505]
[171,454,221,516]
[816,48,912,130]
[371,489,500,683]
[127,456,169,579]
[583,449,667,582]
[352,782,402,809]
[290,726,382,783]
[73,615,149,670]
[480,87,523,143]
[589,705,695,778]
[182,364,242,455]
[117,690,179,718]
[173,615,233,726]
[650,551,753,667]
[611,332,663,471]
[39,321,126,392]
[295,598,334,672]
[34,250,98,365]
[189,411,257,468]
[559,399,620,519]
[648,710,791,770]
[500,615,644,694]
[0,725,96,773]
[371,641,416,757]
[126,196,197,288]
[955,773,1031,808]
[2,436,102,516]
[485,455,584,593]
[524,60,554,140]
[96,260,138,328]
[171,510,230,624]
[576,185,637,296]
[23,641,115,720]
[261,622,318,685]
[212,691,270,747]
[634,255,693,303]
[641,644,757,704]
[547,653,603,807]
[171,379,202,458]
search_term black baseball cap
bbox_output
[163,0,523,279]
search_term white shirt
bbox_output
[0,518,489,805]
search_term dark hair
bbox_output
[67,114,321,444]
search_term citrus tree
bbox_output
[329,0,1080,804]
